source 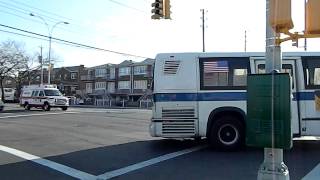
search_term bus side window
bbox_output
[200,58,250,90]
[233,69,248,86]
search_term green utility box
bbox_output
[246,73,292,149]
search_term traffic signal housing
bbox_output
[306,0,320,35]
[163,0,171,19]
[269,0,294,33]
[151,0,163,19]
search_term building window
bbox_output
[109,68,115,79]
[108,82,115,93]
[119,67,130,76]
[95,82,106,89]
[200,58,250,90]
[64,74,68,80]
[95,68,106,77]
[86,83,92,93]
[118,81,130,89]
[134,66,147,75]
[71,73,77,79]
[134,80,147,89]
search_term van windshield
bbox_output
[44,90,62,96]
[5,89,13,93]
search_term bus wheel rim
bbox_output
[218,124,239,145]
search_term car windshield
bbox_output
[44,90,61,96]
[5,89,13,93]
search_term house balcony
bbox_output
[81,75,95,81]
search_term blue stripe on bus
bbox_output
[198,92,247,101]
[295,92,315,101]
[154,92,316,102]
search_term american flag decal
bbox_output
[204,61,229,73]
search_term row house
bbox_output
[79,58,154,105]
[20,65,85,97]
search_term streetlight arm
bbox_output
[50,21,69,36]
[29,13,50,34]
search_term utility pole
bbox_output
[39,46,43,85]
[244,30,247,52]
[201,9,206,52]
[257,0,289,179]
[304,0,307,51]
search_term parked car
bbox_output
[0,98,4,111]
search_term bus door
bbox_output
[253,58,300,136]
[300,57,320,136]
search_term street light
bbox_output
[30,13,69,84]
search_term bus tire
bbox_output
[43,102,51,111]
[208,116,244,151]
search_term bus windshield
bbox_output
[44,90,62,96]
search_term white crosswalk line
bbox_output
[0,145,97,180]
[302,163,320,180]
[97,145,207,180]
[0,112,79,119]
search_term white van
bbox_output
[20,84,69,111]
[0,88,16,102]
[0,97,4,111]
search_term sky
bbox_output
[0,0,318,68]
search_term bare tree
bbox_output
[0,40,29,101]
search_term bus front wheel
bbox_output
[209,116,244,151]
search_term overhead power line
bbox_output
[0,28,90,49]
[0,28,48,41]
[108,0,148,14]
[0,24,150,59]
[0,0,121,44]
[8,0,72,21]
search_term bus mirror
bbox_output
[306,0,320,35]
[269,0,294,33]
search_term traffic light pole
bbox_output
[257,1,289,180]
[201,9,205,52]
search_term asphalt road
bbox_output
[0,106,320,180]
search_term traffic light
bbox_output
[306,0,320,35]
[151,0,163,19]
[163,0,171,19]
[269,0,294,33]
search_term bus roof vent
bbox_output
[163,60,180,75]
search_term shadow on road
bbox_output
[0,139,320,180]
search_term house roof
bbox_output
[64,66,81,72]
[118,60,135,67]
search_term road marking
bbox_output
[0,113,15,115]
[0,112,79,119]
[0,145,97,180]
[97,145,207,180]
[302,163,320,180]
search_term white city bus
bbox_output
[150,52,320,150]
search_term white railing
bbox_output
[139,99,153,109]
[95,99,113,107]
